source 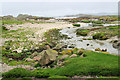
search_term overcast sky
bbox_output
[0,0,119,17]
[0,0,119,2]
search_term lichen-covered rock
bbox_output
[33,49,58,65]
[95,48,102,51]
[61,49,72,55]
[53,44,67,51]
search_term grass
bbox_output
[81,20,104,24]
[76,29,90,36]
[2,68,34,78]
[50,51,118,77]
[2,28,34,39]
[0,20,53,25]
[2,57,32,66]
[92,24,103,27]
[44,28,69,43]
[93,26,118,37]
[2,51,118,79]
[48,75,71,80]
[92,33,108,40]
[72,24,80,27]
[81,20,91,23]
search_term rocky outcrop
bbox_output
[33,49,58,65]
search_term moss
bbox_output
[44,28,69,43]
[109,26,118,30]
[2,51,119,78]
[61,49,72,55]
[92,24,103,27]
[81,20,91,23]
[48,75,71,80]
[92,33,108,40]
[2,68,34,78]
[0,20,54,25]
[87,38,93,40]
[76,29,90,36]
[72,24,80,27]
[19,77,32,80]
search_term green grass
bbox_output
[0,20,53,25]
[50,52,118,77]
[2,77,32,80]
[72,24,80,27]
[44,28,69,43]
[81,20,104,24]
[81,20,91,23]
[2,51,119,78]
[48,75,71,80]
[92,24,103,27]
[93,26,118,37]
[2,28,34,39]
[2,68,34,78]
[92,33,108,40]
[4,59,32,66]
[76,29,90,36]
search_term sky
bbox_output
[0,0,119,17]
[0,0,119,2]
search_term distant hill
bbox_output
[64,13,117,18]
[64,14,95,17]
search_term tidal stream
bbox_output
[60,23,118,54]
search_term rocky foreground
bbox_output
[1,21,119,80]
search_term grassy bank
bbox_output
[2,51,119,79]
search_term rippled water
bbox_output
[60,23,118,54]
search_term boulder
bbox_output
[53,44,67,51]
[60,55,69,60]
[32,51,38,57]
[61,49,72,55]
[25,58,33,62]
[70,54,77,58]
[33,49,58,65]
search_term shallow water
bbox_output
[60,23,118,54]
